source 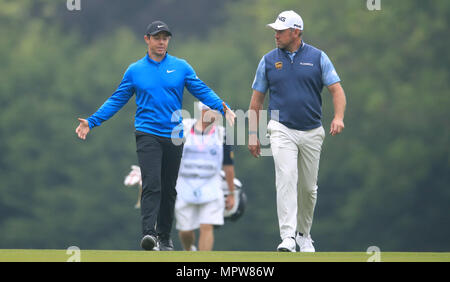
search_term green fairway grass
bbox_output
[0,249,449,262]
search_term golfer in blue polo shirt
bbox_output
[76,21,236,251]
[248,10,347,252]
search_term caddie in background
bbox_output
[76,20,236,251]
[248,10,347,252]
[175,102,236,251]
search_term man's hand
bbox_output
[76,118,90,140]
[248,133,261,158]
[223,102,236,127]
[330,118,344,136]
[225,194,235,211]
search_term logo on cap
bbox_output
[146,21,172,36]
[267,10,304,31]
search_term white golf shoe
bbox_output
[296,234,315,252]
[277,237,297,252]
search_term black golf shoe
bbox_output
[158,235,174,251]
[140,234,158,251]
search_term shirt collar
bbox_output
[283,41,304,56]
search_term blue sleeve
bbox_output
[320,51,341,86]
[184,61,226,115]
[252,57,268,94]
[87,66,135,129]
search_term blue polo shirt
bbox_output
[252,42,340,130]
[87,53,226,138]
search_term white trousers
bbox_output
[267,120,325,240]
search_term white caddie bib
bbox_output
[176,119,224,204]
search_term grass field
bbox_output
[0,249,449,262]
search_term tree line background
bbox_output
[0,0,449,252]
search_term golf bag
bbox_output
[220,170,247,222]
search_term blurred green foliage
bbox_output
[0,0,448,251]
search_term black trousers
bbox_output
[135,131,184,238]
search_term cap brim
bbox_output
[267,22,289,31]
[149,30,172,36]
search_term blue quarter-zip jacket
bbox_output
[87,53,226,138]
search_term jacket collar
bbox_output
[145,52,169,64]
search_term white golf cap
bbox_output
[267,10,303,31]
[197,101,211,111]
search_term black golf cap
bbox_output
[146,21,172,36]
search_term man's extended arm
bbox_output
[184,63,235,126]
[75,66,135,140]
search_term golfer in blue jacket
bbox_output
[75,21,235,251]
